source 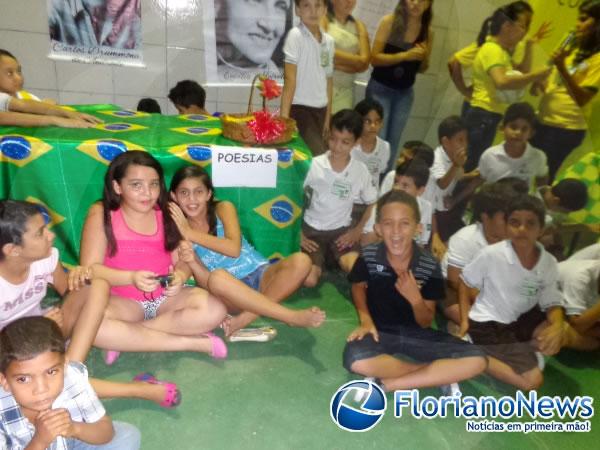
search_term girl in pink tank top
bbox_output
[80,151,228,366]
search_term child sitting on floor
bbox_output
[343,190,487,393]
[459,195,566,390]
[478,102,549,188]
[168,80,210,115]
[0,317,141,449]
[350,98,390,244]
[351,98,391,188]
[0,199,181,408]
[0,49,100,128]
[168,165,325,341]
[441,182,516,329]
[431,116,479,242]
[301,109,377,285]
[536,178,589,256]
[558,243,600,351]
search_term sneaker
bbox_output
[354,377,376,402]
[227,326,277,343]
[440,382,462,397]
[535,352,546,371]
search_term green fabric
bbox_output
[0,105,311,265]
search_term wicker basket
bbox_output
[220,75,296,146]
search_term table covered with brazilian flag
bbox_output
[0,104,312,265]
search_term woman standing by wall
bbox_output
[531,0,600,181]
[322,0,370,113]
[366,0,434,172]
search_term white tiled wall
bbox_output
[0,0,503,142]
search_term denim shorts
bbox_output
[240,264,269,291]
[343,326,485,371]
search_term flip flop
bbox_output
[227,327,278,343]
[204,332,228,359]
[104,350,120,365]
[133,372,181,408]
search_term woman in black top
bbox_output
[366,0,433,172]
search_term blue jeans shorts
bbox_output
[343,326,485,371]
[240,264,269,291]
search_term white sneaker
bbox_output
[227,327,277,342]
[535,352,546,371]
[440,382,462,397]
[354,377,376,402]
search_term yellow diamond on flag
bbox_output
[179,114,219,122]
[168,143,213,167]
[267,252,284,264]
[76,139,145,165]
[171,126,222,137]
[0,135,53,167]
[254,195,302,229]
[99,110,151,119]
[95,123,147,132]
[25,197,65,228]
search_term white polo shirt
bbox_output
[284,23,334,108]
[373,171,432,245]
[0,92,11,111]
[558,258,600,316]
[478,142,548,186]
[441,223,489,278]
[461,240,564,324]
[303,152,377,230]
[430,145,455,212]
[351,137,391,193]
[568,243,600,261]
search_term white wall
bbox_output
[0,0,506,144]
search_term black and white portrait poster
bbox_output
[203,0,294,84]
[47,0,143,66]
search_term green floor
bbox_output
[87,272,600,450]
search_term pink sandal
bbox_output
[104,350,120,365]
[204,332,227,359]
[133,373,181,408]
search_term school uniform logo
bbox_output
[0,135,53,167]
[168,144,213,167]
[76,139,145,164]
[254,195,301,229]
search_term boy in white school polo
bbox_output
[301,110,377,286]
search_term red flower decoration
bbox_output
[248,110,285,144]
[259,77,282,101]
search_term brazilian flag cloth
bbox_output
[0,105,311,265]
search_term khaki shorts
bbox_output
[469,306,546,374]
[302,221,359,268]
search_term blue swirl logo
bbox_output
[330,380,386,432]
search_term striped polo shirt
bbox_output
[348,242,445,333]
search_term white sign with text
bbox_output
[211,146,278,188]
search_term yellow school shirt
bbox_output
[470,40,513,114]
[453,42,479,67]
[453,39,524,67]
[538,52,600,130]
